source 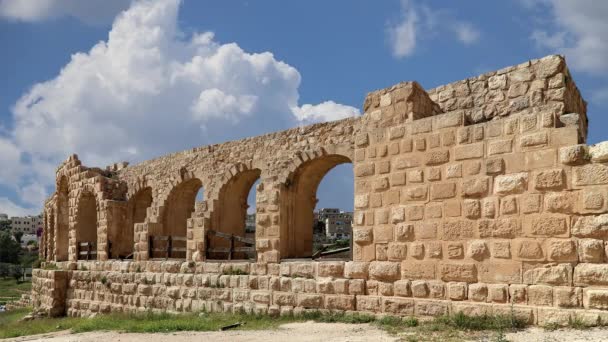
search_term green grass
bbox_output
[0,279,31,304]
[0,308,529,341]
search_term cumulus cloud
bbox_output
[292,101,360,124]
[528,0,608,75]
[387,0,480,58]
[0,197,32,217]
[387,0,418,58]
[0,0,359,215]
[0,0,130,25]
[452,21,480,45]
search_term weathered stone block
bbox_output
[494,173,528,195]
[440,263,477,283]
[528,285,553,306]
[369,262,400,281]
[523,264,572,286]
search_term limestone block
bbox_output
[426,150,450,165]
[478,262,522,284]
[382,297,415,315]
[589,141,608,162]
[454,143,484,161]
[325,295,355,311]
[584,289,608,310]
[414,299,449,317]
[448,282,467,301]
[462,177,489,197]
[574,164,608,186]
[273,292,295,306]
[486,158,504,175]
[544,192,575,213]
[515,240,544,260]
[369,261,400,281]
[548,239,578,262]
[428,182,455,200]
[468,240,489,261]
[440,263,477,283]
[574,264,608,286]
[559,145,589,165]
[356,296,381,312]
[572,214,608,238]
[344,262,369,279]
[510,284,527,304]
[387,243,408,261]
[492,241,511,259]
[401,261,436,280]
[534,169,565,190]
[463,199,480,219]
[478,218,520,238]
[578,239,605,263]
[582,190,605,211]
[442,220,475,240]
[523,264,572,286]
[488,284,508,303]
[524,215,568,237]
[414,222,438,240]
[317,262,345,278]
[411,280,429,298]
[488,139,513,155]
[447,242,464,259]
[394,280,411,297]
[528,285,553,306]
[469,283,488,302]
[294,294,323,310]
[554,287,582,308]
[403,185,428,201]
[353,228,373,243]
[395,223,414,241]
[494,173,528,195]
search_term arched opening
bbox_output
[75,191,98,260]
[55,177,69,261]
[280,154,353,259]
[155,178,202,259]
[116,187,152,259]
[208,168,261,260]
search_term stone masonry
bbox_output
[32,55,608,325]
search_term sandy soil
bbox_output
[5,322,608,342]
[505,326,608,342]
[3,322,398,342]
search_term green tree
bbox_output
[13,231,23,244]
[0,219,11,231]
[0,230,21,264]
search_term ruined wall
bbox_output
[33,55,608,325]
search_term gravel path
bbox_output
[5,322,608,342]
[3,322,398,342]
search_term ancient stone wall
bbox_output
[33,55,608,325]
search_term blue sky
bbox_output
[0,0,607,216]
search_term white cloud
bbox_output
[2,0,359,213]
[0,197,32,217]
[0,137,24,186]
[387,0,480,59]
[387,0,418,58]
[452,21,480,45]
[528,0,608,75]
[291,101,360,125]
[18,182,48,207]
[0,0,130,25]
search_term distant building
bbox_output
[21,233,38,247]
[315,208,353,240]
[0,213,8,222]
[245,213,256,233]
[10,214,43,235]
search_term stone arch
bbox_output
[279,147,353,259]
[74,189,98,260]
[118,179,154,259]
[55,176,70,261]
[163,178,203,236]
[207,163,261,260]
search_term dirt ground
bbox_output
[4,321,608,342]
